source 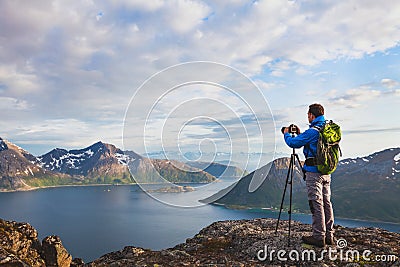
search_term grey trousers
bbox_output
[305,172,335,240]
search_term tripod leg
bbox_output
[275,154,295,233]
[288,154,295,246]
[294,154,303,171]
[287,152,303,246]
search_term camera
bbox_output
[281,124,299,135]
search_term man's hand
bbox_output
[283,127,289,134]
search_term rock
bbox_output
[89,218,400,266]
[0,219,45,266]
[71,258,85,267]
[1,217,399,266]
[41,235,72,267]
[0,218,78,267]
[0,246,27,267]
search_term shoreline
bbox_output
[0,183,128,193]
[211,202,400,226]
[0,181,213,193]
[3,184,399,227]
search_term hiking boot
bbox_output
[325,236,335,245]
[302,235,325,248]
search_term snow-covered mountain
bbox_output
[336,147,400,180]
[37,142,215,184]
[37,141,132,178]
[0,138,69,191]
[0,138,218,191]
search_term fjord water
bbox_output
[0,185,399,262]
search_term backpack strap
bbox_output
[311,125,321,132]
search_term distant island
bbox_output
[148,185,195,193]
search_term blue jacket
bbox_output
[284,115,326,173]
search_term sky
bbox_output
[1,0,399,170]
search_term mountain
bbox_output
[124,151,216,184]
[0,139,216,191]
[203,148,400,223]
[185,161,247,179]
[201,157,308,211]
[332,147,400,223]
[143,150,278,172]
[0,138,73,191]
[38,142,215,184]
[38,141,133,184]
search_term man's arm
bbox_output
[284,128,319,148]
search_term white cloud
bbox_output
[254,80,281,92]
[16,119,89,136]
[328,85,399,109]
[115,0,164,12]
[165,0,210,34]
[4,118,124,154]
[295,67,312,76]
[381,78,399,89]
[0,0,400,157]
[0,97,32,110]
[268,60,292,77]
[0,65,41,95]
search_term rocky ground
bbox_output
[0,219,75,267]
[1,217,399,266]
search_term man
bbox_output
[282,103,335,247]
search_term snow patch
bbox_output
[85,149,94,157]
[115,153,130,165]
[0,140,7,151]
[394,152,400,161]
[362,158,369,162]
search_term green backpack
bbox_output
[314,120,342,174]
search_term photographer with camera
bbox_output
[282,103,334,248]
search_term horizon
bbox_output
[1,1,399,164]
[2,135,398,166]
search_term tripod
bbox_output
[274,145,302,246]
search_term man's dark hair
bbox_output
[308,103,324,117]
